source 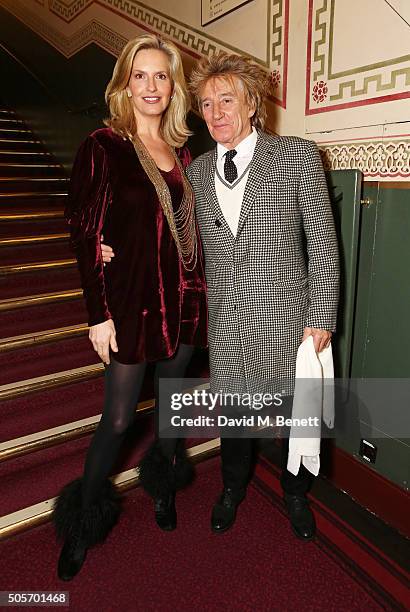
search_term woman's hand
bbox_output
[101,234,114,265]
[89,319,118,364]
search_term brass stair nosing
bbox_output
[0,118,23,122]
[0,322,88,353]
[0,129,31,134]
[0,139,41,143]
[0,211,64,221]
[0,191,68,198]
[0,439,220,541]
[0,288,82,312]
[0,177,68,182]
[0,163,60,168]
[0,399,155,463]
[0,151,51,156]
[0,363,103,401]
[0,233,69,247]
[0,258,76,275]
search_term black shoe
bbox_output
[154,492,177,531]
[57,535,87,581]
[284,494,316,541]
[211,488,246,533]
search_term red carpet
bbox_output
[1,299,87,338]
[1,241,71,264]
[0,335,98,386]
[1,268,80,299]
[0,378,105,442]
[1,456,408,611]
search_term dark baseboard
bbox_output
[320,440,410,539]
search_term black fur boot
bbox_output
[52,477,121,581]
[138,441,195,531]
[174,440,195,491]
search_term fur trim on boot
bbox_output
[174,441,195,490]
[52,477,121,548]
[138,441,195,498]
[138,442,175,499]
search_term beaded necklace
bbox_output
[129,134,197,271]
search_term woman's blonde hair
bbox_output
[104,34,191,147]
[189,52,270,130]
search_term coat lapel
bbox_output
[201,148,236,246]
[236,132,281,238]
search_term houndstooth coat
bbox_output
[186,131,340,395]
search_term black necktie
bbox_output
[224,149,238,183]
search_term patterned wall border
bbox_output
[29,0,289,108]
[318,138,410,179]
[270,0,289,108]
[2,0,127,57]
[49,0,93,22]
[306,0,410,115]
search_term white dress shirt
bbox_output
[215,127,258,237]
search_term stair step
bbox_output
[0,414,154,519]
[0,163,63,177]
[0,218,67,239]
[1,398,154,465]
[0,209,64,223]
[0,377,104,443]
[1,268,80,300]
[0,241,72,265]
[0,141,46,152]
[0,258,76,275]
[0,129,32,139]
[0,323,87,353]
[0,179,68,195]
[0,334,98,387]
[0,119,25,129]
[0,176,68,182]
[0,288,83,312]
[0,233,69,247]
[0,374,152,444]
[0,362,103,401]
[0,151,52,163]
[0,242,72,267]
[1,298,87,339]
[0,191,68,199]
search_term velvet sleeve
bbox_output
[65,135,112,327]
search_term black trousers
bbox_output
[220,437,314,496]
[219,393,314,495]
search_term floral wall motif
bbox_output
[320,139,410,179]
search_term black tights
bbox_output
[81,344,194,508]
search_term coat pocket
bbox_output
[271,277,308,290]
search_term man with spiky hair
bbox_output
[186,52,339,540]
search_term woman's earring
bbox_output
[127,90,132,98]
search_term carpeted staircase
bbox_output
[0,106,164,535]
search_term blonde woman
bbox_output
[52,34,207,581]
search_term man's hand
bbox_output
[89,319,118,364]
[100,235,114,265]
[301,327,332,353]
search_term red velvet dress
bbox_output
[66,127,208,364]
